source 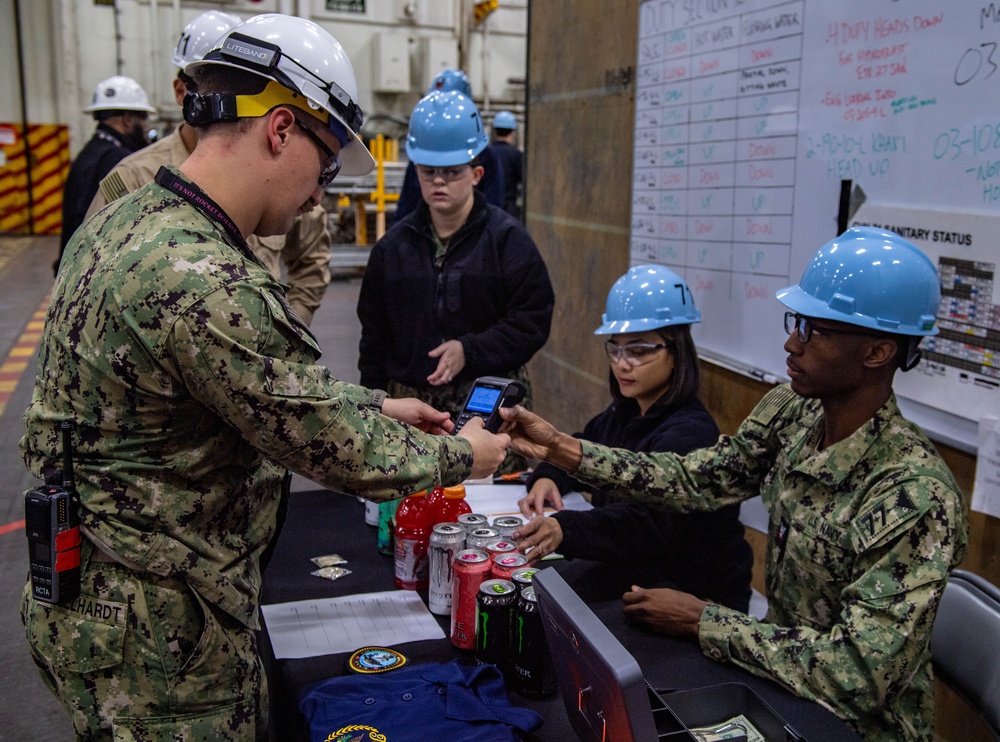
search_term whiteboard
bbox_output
[631,0,1000,447]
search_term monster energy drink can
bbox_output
[510,566,537,597]
[484,538,517,558]
[491,552,529,581]
[450,549,491,650]
[492,515,524,540]
[466,526,499,551]
[475,578,517,676]
[428,523,465,616]
[458,513,488,534]
[513,586,556,697]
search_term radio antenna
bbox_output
[60,421,75,490]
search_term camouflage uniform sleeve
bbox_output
[278,204,332,326]
[162,281,472,500]
[698,475,965,726]
[573,387,797,511]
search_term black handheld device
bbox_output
[25,422,82,605]
[453,376,526,434]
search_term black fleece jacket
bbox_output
[526,397,753,612]
[358,191,554,391]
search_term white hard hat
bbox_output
[83,76,156,114]
[186,13,374,176]
[171,10,242,69]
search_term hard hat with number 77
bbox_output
[185,13,375,177]
[595,264,701,335]
[83,76,156,114]
[776,226,940,336]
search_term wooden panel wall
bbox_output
[524,1,638,432]
[525,3,998,740]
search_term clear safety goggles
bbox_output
[415,165,473,182]
[604,341,670,366]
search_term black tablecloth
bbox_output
[260,490,860,742]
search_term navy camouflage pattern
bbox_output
[20,167,474,739]
[21,544,265,741]
[573,385,967,741]
[87,127,333,326]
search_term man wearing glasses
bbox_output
[357,89,554,472]
[22,15,509,740]
[85,10,335,327]
[504,227,967,741]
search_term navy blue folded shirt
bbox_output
[299,660,543,742]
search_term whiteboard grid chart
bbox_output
[632,1,1000,449]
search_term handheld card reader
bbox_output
[453,376,526,434]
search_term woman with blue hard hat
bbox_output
[503,228,966,742]
[515,264,753,611]
[393,69,505,221]
[358,89,554,472]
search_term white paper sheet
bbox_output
[261,590,445,660]
[972,416,1000,519]
[462,483,592,520]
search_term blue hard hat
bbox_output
[776,226,940,336]
[405,90,488,166]
[428,68,472,96]
[493,110,517,130]
[595,264,701,335]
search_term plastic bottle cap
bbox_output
[443,485,466,498]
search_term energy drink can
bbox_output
[513,586,557,697]
[475,578,517,676]
[428,523,465,616]
[457,513,488,534]
[484,538,517,558]
[510,566,537,597]
[492,515,524,540]
[450,548,491,650]
[491,552,529,581]
[466,526,499,550]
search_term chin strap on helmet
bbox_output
[900,337,923,372]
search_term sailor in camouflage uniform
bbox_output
[85,10,334,327]
[20,14,508,742]
[509,227,968,741]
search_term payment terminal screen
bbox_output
[467,386,502,414]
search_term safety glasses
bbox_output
[295,118,342,187]
[604,341,670,366]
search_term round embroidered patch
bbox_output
[346,646,408,674]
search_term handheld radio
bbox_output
[25,422,82,604]
[453,376,526,434]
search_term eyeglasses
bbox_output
[294,118,341,187]
[416,165,471,182]
[604,341,669,366]
[783,312,887,343]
